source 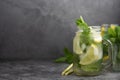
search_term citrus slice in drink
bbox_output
[73,31,83,55]
[92,32,102,43]
[94,36,102,43]
[80,44,100,65]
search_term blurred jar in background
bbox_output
[101,24,118,62]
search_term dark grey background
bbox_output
[0,0,120,60]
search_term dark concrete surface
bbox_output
[0,0,120,60]
[0,60,119,80]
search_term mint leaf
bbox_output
[64,48,73,56]
[55,57,67,63]
[108,28,116,37]
[55,48,73,64]
[66,54,73,64]
[115,26,120,43]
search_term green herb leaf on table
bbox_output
[55,57,67,63]
[55,48,73,64]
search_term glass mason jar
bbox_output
[73,28,103,76]
[101,24,120,72]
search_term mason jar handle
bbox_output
[102,39,113,70]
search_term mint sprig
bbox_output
[55,48,73,64]
[76,16,92,45]
[76,16,89,31]
[103,26,120,43]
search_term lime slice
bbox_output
[73,32,83,55]
[80,44,100,65]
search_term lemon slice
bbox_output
[94,36,102,43]
[73,32,83,55]
[92,32,102,43]
[80,44,100,65]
